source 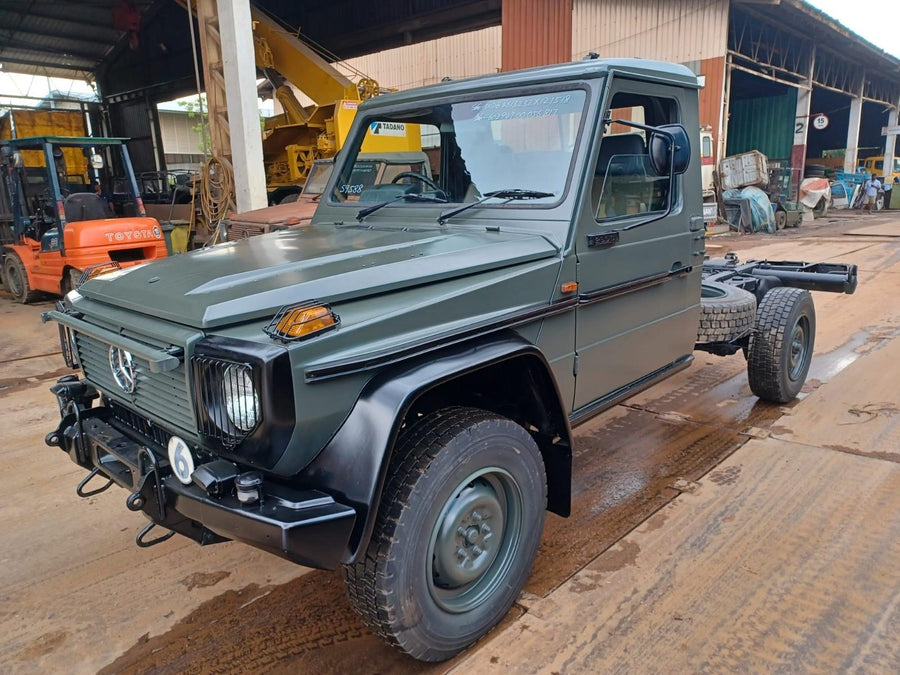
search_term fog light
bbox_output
[235,471,263,506]
[167,436,195,485]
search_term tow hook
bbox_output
[76,467,114,498]
[126,492,145,511]
[136,522,176,548]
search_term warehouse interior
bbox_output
[3,2,900,671]
[1,0,898,209]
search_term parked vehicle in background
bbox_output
[0,136,168,302]
[859,155,900,183]
[43,58,857,662]
[226,151,433,239]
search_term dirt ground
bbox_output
[1,210,898,673]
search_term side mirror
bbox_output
[90,153,104,169]
[648,124,690,176]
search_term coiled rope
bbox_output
[198,156,235,246]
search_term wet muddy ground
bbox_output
[1,211,898,673]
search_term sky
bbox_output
[806,0,900,58]
[0,0,898,108]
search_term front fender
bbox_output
[297,330,571,564]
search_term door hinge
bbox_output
[573,354,579,377]
[586,231,619,248]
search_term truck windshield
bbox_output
[331,89,587,208]
[303,161,334,195]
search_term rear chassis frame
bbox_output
[696,253,857,356]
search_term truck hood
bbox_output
[78,222,559,328]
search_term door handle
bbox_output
[586,231,620,248]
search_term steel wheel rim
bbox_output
[788,316,810,380]
[427,466,523,614]
[701,284,725,299]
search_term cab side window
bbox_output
[593,93,679,221]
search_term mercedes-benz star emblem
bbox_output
[108,346,137,393]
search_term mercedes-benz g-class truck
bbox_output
[44,58,856,662]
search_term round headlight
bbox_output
[222,365,260,432]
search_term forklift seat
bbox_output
[64,193,110,223]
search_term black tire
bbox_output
[3,252,40,303]
[697,281,757,343]
[774,209,787,230]
[812,196,828,218]
[344,407,546,662]
[804,164,826,178]
[747,287,816,403]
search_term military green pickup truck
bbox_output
[44,58,856,661]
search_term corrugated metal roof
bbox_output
[0,0,157,79]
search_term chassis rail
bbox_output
[702,253,857,302]
[696,253,857,355]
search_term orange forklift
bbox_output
[0,136,168,303]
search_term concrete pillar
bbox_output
[883,104,898,180]
[844,76,865,174]
[720,56,733,161]
[216,0,266,213]
[791,46,814,190]
[792,84,811,191]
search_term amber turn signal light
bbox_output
[264,302,340,342]
[560,281,578,294]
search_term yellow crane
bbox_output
[179,1,420,194]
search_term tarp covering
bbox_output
[723,186,776,233]
[799,177,831,209]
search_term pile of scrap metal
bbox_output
[829,169,888,211]
[710,150,835,234]
[715,151,780,233]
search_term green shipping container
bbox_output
[726,88,797,162]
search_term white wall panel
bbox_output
[337,25,502,91]
[158,111,203,155]
[572,0,729,63]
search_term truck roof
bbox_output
[360,58,700,109]
[0,136,129,149]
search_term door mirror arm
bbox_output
[590,119,685,237]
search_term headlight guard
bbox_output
[192,336,295,469]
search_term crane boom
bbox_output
[250,8,360,106]
[177,0,418,193]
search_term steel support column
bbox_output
[216,0,266,212]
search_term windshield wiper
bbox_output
[437,189,555,225]
[355,193,448,221]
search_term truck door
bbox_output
[572,80,703,412]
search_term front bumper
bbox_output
[46,377,355,570]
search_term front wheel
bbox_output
[3,252,40,303]
[747,287,816,403]
[344,407,547,662]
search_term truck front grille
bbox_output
[74,333,195,436]
[227,222,266,240]
[107,401,170,451]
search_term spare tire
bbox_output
[698,281,757,343]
